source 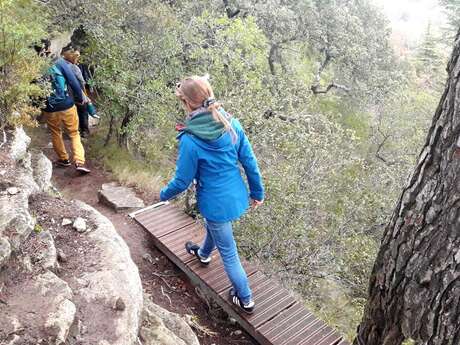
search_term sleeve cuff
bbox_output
[159,190,168,201]
[250,191,264,201]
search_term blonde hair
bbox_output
[62,49,80,64]
[176,75,237,142]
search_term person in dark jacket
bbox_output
[61,46,91,138]
[160,76,264,314]
[43,55,90,174]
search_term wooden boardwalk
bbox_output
[131,202,348,345]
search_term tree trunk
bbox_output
[104,114,115,147]
[354,32,460,345]
[118,108,134,148]
[268,44,278,76]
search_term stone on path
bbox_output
[72,217,87,233]
[7,187,19,195]
[98,183,144,212]
[62,218,72,226]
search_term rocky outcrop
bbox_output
[69,201,143,345]
[0,270,76,345]
[0,127,38,268]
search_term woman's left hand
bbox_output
[251,199,263,210]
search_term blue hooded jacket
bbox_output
[160,118,264,222]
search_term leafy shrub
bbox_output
[0,0,48,128]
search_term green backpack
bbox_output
[47,65,69,109]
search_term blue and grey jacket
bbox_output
[44,57,84,113]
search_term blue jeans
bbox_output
[198,220,252,304]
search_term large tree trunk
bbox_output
[354,32,460,345]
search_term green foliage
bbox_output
[415,23,448,90]
[34,223,43,234]
[439,0,460,37]
[0,0,48,127]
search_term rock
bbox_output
[70,201,143,345]
[8,127,31,161]
[7,187,19,195]
[36,231,58,271]
[4,212,36,251]
[0,271,74,345]
[61,218,72,226]
[44,299,77,345]
[31,152,53,192]
[0,237,11,268]
[98,183,144,212]
[140,295,199,345]
[57,249,67,263]
[72,217,87,233]
[114,297,126,311]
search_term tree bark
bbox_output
[118,108,134,148]
[104,114,115,147]
[268,44,278,76]
[354,32,460,345]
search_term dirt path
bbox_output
[29,125,256,345]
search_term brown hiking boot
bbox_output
[75,163,91,174]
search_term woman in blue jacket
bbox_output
[160,75,264,314]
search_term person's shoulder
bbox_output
[178,132,196,146]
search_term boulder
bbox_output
[140,296,199,345]
[31,152,53,192]
[8,127,31,161]
[0,129,39,253]
[36,231,58,271]
[45,299,77,345]
[69,201,143,345]
[0,236,11,268]
[98,183,144,212]
[0,271,76,345]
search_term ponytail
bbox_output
[206,99,237,143]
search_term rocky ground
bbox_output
[13,124,254,345]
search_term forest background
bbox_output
[1,0,458,340]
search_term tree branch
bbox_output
[222,0,240,18]
[310,49,350,94]
[310,82,351,94]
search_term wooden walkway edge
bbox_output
[131,202,349,345]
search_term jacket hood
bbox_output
[179,118,236,153]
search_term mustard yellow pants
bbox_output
[44,106,85,165]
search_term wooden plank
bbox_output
[134,204,349,345]
[257,302,305,335]
[134,205,196,237]
[303,329,343,345]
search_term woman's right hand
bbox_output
[251,199,263,210]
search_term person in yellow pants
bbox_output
[44,51,90,174]
[44,105,86,168]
